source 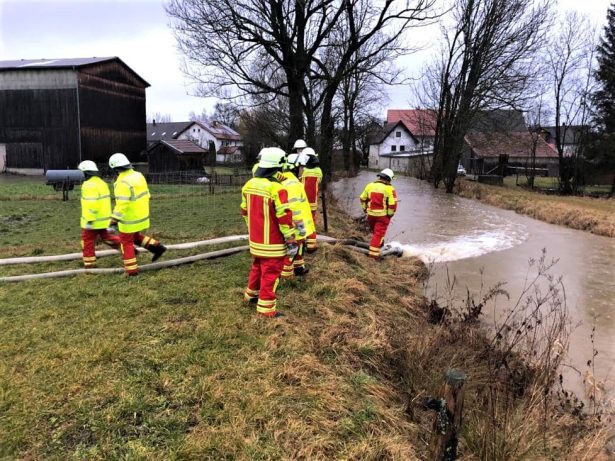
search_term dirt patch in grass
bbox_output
[456,180,615,238]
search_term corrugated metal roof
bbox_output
[0,57,150,87]
[0,57,115,69]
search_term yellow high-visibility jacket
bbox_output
[241,176,295,258]
[80,176,113,229]
[360,180,397,217]
[276,171,315,238]
[112,169,151,233]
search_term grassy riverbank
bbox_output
[456,180,615,238]
[0,178,608,459]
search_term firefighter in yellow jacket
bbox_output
[298,147,322,253]
[77,160,121,268]
[108,153,166,276]
[277,153,315,278]
[241,147,297,318]
[359,168,397,259]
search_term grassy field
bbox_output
[457,179,615,237]
[0,177,608,459]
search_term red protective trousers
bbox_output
[244,257,285,316]
[81,229,121,268]
[119,232,161,275]
[367,215,390,259]
[306,210,318,253]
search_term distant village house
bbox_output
[147,120,244,167]
[369,108,559,177]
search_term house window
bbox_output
[391,145,397,152]
[193,129,196,133]
[396,131,401,137]
[198,128,201,132]
[400,145,405,151]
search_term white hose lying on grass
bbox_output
[0,235,249,266]
[0,235,402,283]
[0,246,250,283]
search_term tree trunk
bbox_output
[288,79,305,150]
[319,93,336,183]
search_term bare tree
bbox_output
[547,11,597,194]
[166,0,349,147]
[427,0,553,192]
[310,0,438,180]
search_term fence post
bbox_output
[429,369,466,461]
[321,181,328,233]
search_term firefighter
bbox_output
[241,147,297,318]
[108,153,167,276]
[277,153,315,278]
[292,139,308,154]
[77,160,121,268]
[298,147,322,253]
[359,168,397,259]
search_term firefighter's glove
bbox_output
[296,220,306,237]
[107,220,119,234]
[84,221,93,230]
[286,239,299,258]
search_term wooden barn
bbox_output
[0,57,149,174]
[146,139,207,173]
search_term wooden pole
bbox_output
[430,369,466,461]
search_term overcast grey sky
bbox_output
[0,0,612,122]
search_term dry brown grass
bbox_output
[456,180,615,238]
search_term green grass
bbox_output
[0,176,607,459]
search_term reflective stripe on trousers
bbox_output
[245,257,285,315]
[367,215,390,259]
[81,228,121,267]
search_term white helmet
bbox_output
[303,147,317,157]
[378,168,394,181]
[293,139,308,150]
[258,147,287,168]
[109,153,131,169]
[286,153,300,166]
[77,160,98,172]
[295,152,310,166]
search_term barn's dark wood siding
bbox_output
[0,88,79,169]
[78,61,147,163]
[147,143,203,173]
[0,58,148,171]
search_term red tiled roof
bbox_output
[465,131,558,159]
[387,109,437,137]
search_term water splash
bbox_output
[387,227,528,263]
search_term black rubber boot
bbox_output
[151,244,167,262]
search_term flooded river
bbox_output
[332,171,615,398]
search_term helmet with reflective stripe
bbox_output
[77,160,98,172]
[293,139,308,150]
[258,147,287,168]
[109,153,131,169]
[378,168,394,181]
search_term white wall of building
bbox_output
[178,123,244,151]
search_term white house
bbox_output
[147,120,244,164]
[368,114,435,178]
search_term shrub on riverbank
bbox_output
[456,180,615,238]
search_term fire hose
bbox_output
[0,235,403,283]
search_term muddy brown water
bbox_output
[332,171,615,400]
